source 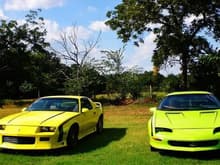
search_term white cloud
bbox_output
[184,14,203,26]
[15,18,61,43]
[39,20,93,43]
[4,0,64,11]
[160,64,180,76]
[125,32,156,71]
[125,32,180,75]
[64,25,93,40]
[89,20,110,32]
[89,47,103,59]
[0,9,8,19]
[44,20,60,42]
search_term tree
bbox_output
[100,46,126,97]
[26,52,67,97]
[53,25,101,95]
[160,74,181,92]
[63,64,105,97]
[100,45,125,74]
[190,51,220,97]
[100,46,145,99]
[121,69,145,99]
[0,10,65,98]
[106,0,220,89]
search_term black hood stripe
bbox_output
[40,112,66,124]
[61,114,80,126]
[7,112,30,124]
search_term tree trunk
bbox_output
[37,89,40,98]
[149,84,152,98]
[181,54,188,90]
[76,67,80,95]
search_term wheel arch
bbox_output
[71,122,79,133]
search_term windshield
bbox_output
[158,94,220,110]
[27,98,79,112]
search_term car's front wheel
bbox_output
[96,116,103,134]
[67,124,78,148]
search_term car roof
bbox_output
[167,91,211,96]
[39,96,87,99]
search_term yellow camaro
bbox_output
[0,96,103,150]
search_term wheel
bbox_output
[67,125,78,148]
[96,116,103,134]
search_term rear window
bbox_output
[158,94,220,110]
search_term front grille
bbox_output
[3,136,35,144]
[168,140,218,147]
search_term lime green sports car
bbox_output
[148,91,220,152]
[0,96,103,150]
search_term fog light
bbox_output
[40,137,50,141]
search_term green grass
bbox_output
[1,104,220,164]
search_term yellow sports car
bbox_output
[148,91,220,152]
[0,96,103,150]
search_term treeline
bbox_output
[0,10,220,100]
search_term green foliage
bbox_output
[160,74,181,92]
[19,81,35,94]
[100,47,147,99]
[64,65,105,97]
[106,0,220,89]
[53,26,101,96]
[190,52,220,97]
[100,46,125,74]
[0,10,66,98]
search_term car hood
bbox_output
[155,109,220,129]
[0,111,79,126]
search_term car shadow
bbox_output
[1,128,127,156]
[159,150,220,160]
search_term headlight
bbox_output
[0,125,6,130]
[155,127,172,133]
[39,126,56,132]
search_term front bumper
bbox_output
[0,128,66,150]
[149,129,220,152]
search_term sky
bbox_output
[0,0,178,75]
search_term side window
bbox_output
[81,98,93,110]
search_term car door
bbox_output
[80,97,97,133]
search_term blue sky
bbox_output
[0,0,178,75]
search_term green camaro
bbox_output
[148,91,220,152]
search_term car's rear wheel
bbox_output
[67,124,78,148]
[96,116,103,134]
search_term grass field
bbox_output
[1,104,220,165]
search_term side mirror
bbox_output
[149,107,156,113]
[82,108,89,113]
[95,102,102,109]
[22,107,27,111]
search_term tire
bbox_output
[96,116,103,134]
[67,125,78,148]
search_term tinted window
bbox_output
[158,94,220,110]
[81,98,93,110]
[27,98,79,112]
